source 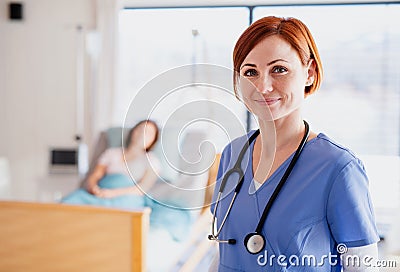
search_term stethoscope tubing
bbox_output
[209,121,310,254]
[209,129,260,244]
[209,191,238,244]
[255,121,310,233]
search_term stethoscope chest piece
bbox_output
[244,232,265,254]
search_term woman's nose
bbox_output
[256,75,273,93]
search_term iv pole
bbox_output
[75,25,88,178]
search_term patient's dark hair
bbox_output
[125,120,159,152]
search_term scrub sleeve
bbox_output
[327,159,380,248]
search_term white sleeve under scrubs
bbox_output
[211,132,380,272]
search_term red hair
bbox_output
[233,16,323,96]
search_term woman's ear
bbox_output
[306,59,316,86]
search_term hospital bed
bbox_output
[0,127,219,271]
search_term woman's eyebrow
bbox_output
[267,59,288,66]
[240,63,257,70]
[240,59,288,70]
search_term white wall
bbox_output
[0,0,96,200]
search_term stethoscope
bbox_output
[208,120,310,255]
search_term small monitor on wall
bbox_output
[49,148,78,174]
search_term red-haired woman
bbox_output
[209,16,379,271]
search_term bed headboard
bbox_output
[0,201,150,272]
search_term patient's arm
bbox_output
[97,168,158,198]
[85,164,107,195]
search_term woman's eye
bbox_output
[243,69,258,77]
[272,66,288,73]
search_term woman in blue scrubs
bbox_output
[210,16,380,271]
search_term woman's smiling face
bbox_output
[239,35,316,121]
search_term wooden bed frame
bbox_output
[0,201,150,272]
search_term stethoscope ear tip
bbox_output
[208,234,237,244]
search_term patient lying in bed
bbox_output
[61,120,160,210]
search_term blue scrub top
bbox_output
[211,131,380,272]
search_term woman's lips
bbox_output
[255,97,281,106]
